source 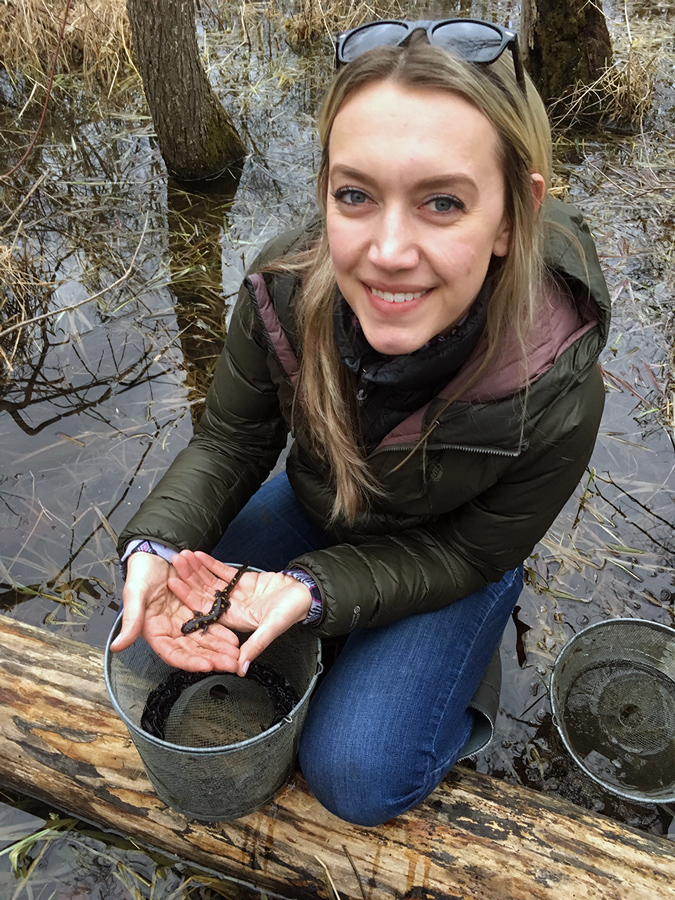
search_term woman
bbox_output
[112,19,609,826]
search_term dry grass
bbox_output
[547,45,657,132]
[0,0,133,90]
[0,0,396,88]
[270,0,406,46]
[547,0,660,134]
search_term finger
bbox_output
[237,615,290,677]
[112,554,171,652]
[166,572,239,614]
[173,551,241,598]
[158,643,237,672]
[154,628,241,672]
[193,551,241,582]
[166,574,197,608]
[171,550,212,586]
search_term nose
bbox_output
[367,206,420,271]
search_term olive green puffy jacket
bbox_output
[118,198,609,640]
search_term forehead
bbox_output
[328,81,503,178]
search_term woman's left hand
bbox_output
[168,550,314,677]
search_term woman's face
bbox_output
[326,81,511,356]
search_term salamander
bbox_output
[181,560,250,635]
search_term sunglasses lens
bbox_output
[340,22,409,62]
[431,21,504,62]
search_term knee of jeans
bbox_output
[298,726,449,827]
[298,698,477,827]
[298,739,398,826]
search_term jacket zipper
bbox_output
[370,442,523,459]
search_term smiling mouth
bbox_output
[369,288,429,304]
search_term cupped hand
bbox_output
[110,551,240,672]
[168,550,314,677]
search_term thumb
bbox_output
[111,553,170,652]
[110,584,144,652]
[110,603,143,652]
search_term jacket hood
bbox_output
[544,195,611,347]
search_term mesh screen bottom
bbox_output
[562,661,675,797]
[164,674,277,747]
[550,618,675,802]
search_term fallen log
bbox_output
[1,613,674,900]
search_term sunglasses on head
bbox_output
[335,18,526,93]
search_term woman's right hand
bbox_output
[110,552,240,672]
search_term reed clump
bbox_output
[548,40,658,132]
[273,0,405,46]
[0,0,133,90]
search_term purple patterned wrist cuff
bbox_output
[283,568,323,625]
[119,539,177,579]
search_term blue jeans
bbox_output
[212,474,523,826]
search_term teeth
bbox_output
[373,289,427,303]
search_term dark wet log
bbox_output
[1,613,675,900]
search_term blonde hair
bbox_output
[278,39,552,522]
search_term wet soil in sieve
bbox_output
[141,662,300,745]
[562,662,675,794]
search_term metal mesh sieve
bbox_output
[105,610,321,821]
[163,673,280,746]
[550,618,675,804]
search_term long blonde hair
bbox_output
[277,39,552,522]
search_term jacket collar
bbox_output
[333,280,490,390]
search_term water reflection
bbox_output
[167,176,241,426]
[0,14,322,648]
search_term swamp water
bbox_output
[1,0,675,896]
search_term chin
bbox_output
[366,333,427,356]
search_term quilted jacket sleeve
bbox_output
[116,285,288,555]
[290,365,605,637]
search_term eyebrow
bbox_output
[329,164,478,192]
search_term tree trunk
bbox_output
[126,0,245,184]
[2,613,675,900]
[521,0,613,103]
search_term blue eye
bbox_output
[428,195,463,213]
[333,187,369,205]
